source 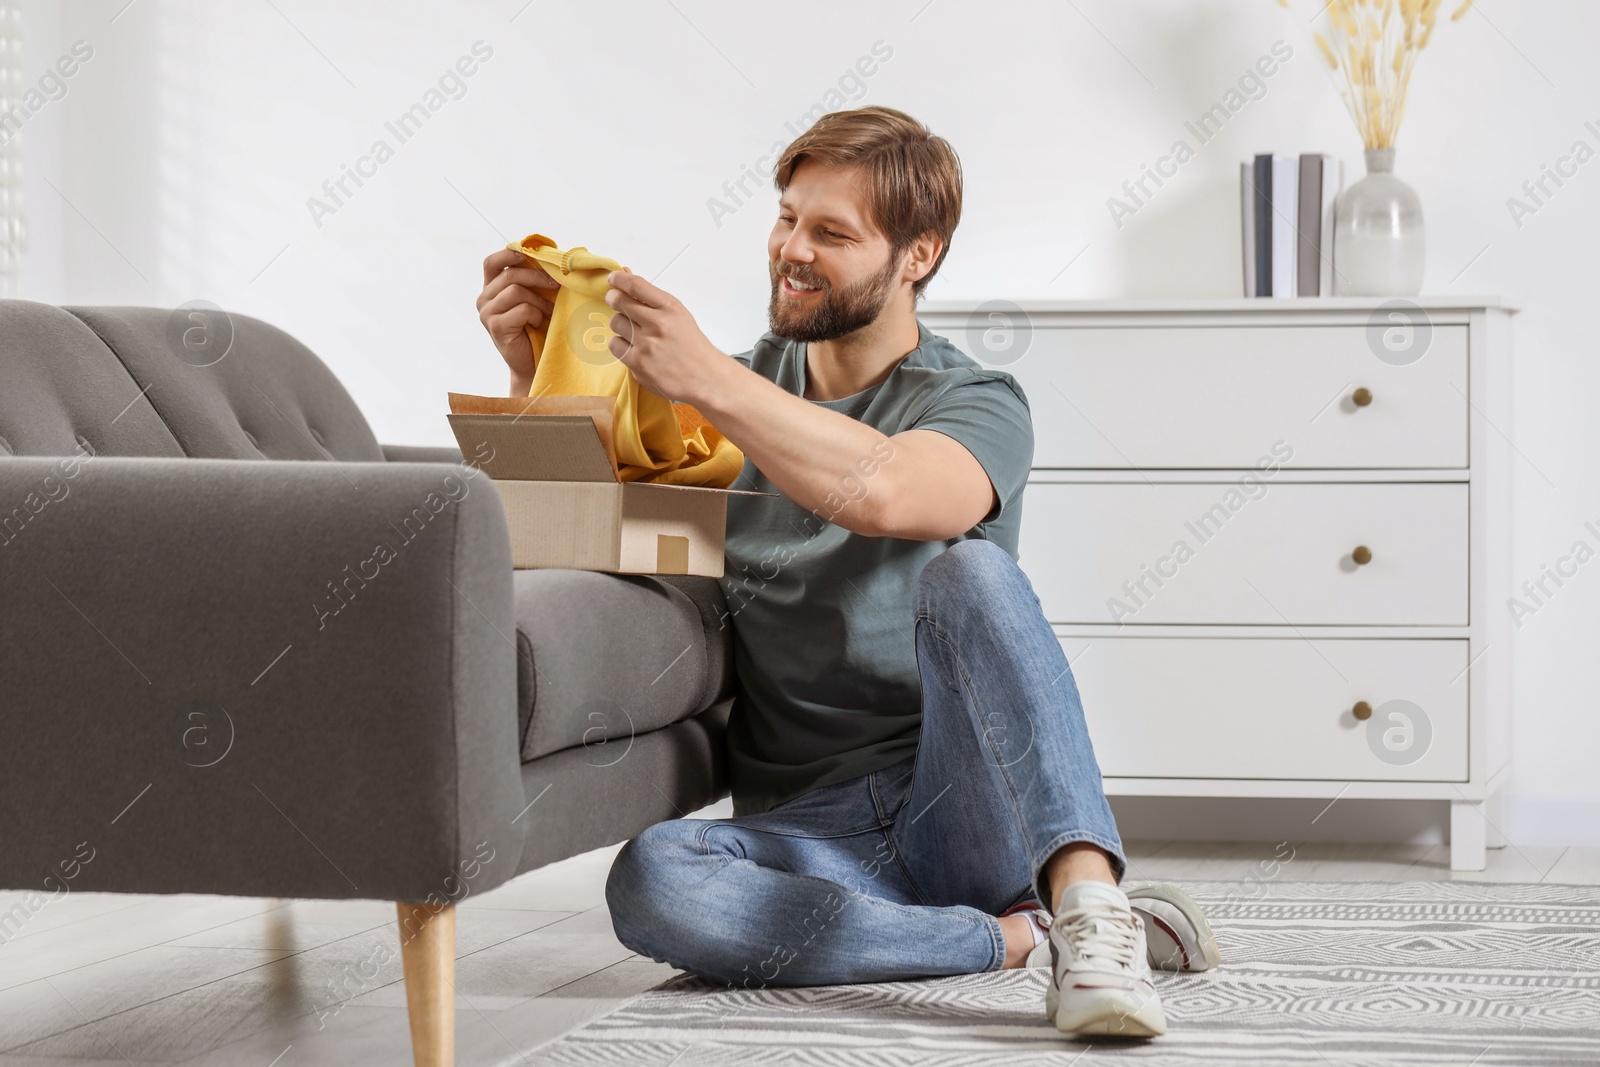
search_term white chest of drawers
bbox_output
[920,297,1516,870]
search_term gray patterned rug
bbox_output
[530,880,1600,1066]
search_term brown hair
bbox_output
[773,106,962,299]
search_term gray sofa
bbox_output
[0,299,733,1065]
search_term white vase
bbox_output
[1332,148,1425,296]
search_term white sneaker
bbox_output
[1020,882,1221,974]
[1044,881,1167,1037]
[1126,882,1222,973]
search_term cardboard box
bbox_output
[446,393,770,577]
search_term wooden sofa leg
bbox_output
[396,901,455,1067]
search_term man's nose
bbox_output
[778,233,814,264]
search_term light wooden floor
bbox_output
[2,798,1594,1066]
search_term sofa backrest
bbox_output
[0,300,383,462]
[0,300,185,458]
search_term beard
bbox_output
[767,251,902,343]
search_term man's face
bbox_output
[767,161,905,343]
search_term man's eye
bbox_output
[824,230,845,240]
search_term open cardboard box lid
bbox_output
[445,392,772,495]
[444,393,773,575]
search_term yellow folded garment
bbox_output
[507,233,744,489]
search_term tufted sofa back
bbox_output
[0,300,383,462]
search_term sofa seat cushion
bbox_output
[512,569,733,763]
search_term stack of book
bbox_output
[1241,153,1342,298]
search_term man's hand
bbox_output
[601,270,1001,540]
[478,248,560,396]
[604,271,733,406]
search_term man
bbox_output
[476,106,1217,1038]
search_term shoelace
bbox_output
[1056,902,1141,970]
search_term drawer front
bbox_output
[947,324,1467,469]
[1021,482,1467,625]
[1064,636,1468,781]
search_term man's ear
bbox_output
[902,233,942,286]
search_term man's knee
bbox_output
[605,820,699,959]
[917,538,1026,611]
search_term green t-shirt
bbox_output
[720,320,1035,816]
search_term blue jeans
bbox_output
[605,538,1127,987]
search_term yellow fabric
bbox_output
[507,233,744,488]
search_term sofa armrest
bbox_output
[0,456,525,903]
[381,443,465,465]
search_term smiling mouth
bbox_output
[780,274,824,297]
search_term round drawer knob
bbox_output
[1352,701,1373,721]
[1352,545,1373,565]
[1353,387,1373,407]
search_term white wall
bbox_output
[18,0,1600,848]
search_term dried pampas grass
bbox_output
[1275,0,1474,149]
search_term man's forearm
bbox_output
[695,359,897,536]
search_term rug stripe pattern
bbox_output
[526,880,1600,1066]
